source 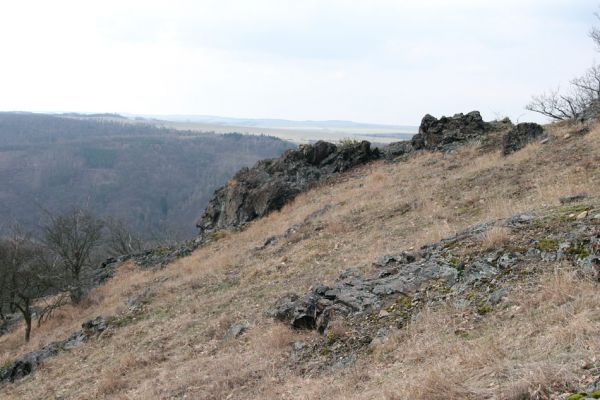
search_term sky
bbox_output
[0,0,598,125]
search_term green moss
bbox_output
[326,330,336,345]
[591,390,600,399]
[319,347,330,356]
[475,297,493,315]
[566,394,587,400]
[477,304,493,315]
[388,296,414,319]
[536,238,559,252]
[565,240,591,259]
[446,256,465,277]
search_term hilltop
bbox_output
[0,112,599,399]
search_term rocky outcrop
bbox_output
[269,204,600,339]
[502,122,545,155]
[383,111,514,160]
[196,141,379,235]
[411,111,491,152]
[0,317,107,384]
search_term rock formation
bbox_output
[502,122,545,155]
[196,140,380,235]
[410,111,491,152]
[269,209,600,339]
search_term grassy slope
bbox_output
[1,122,599,399]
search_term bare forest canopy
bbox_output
[0,112,295,240]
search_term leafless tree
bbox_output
[591,9,600,50]
[104,217,144,257]
[42,209,104,303]
[526,64,600,121]
[0,230,55,341]
[527,8,600,121]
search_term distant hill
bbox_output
[140,114,417,131]
[0,112,294,239]
[131,114,418,144]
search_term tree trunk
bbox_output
[69,286,83,304]
[14,301,32,342]
[24,311,31,342]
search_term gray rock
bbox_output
[382,141,414,160]
[411,111,491,152]
[196,140,379,235]
[502,122,545,155]
[291,341,306,352]
[504,214,535,228]
[225,322,250,339]
[489,288,508,305]
[269,255,459,332]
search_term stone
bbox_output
[291,341,306,352]
[411,111,491,152]
[382,141,414,160]
[502,122,545,155]
[225,322,250,339]
[576,211,588,220]
[196,141,380,235]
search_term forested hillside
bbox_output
[0,113,294,239]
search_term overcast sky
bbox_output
[0,0,597,125]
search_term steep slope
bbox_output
[1,120,599,399]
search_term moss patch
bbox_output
[536,238,559,252]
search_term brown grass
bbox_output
[1,122,599,399]
[480,226,511,250]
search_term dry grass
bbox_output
[480,226,511,250]
[362,265,600,400]
[1,122,599,399]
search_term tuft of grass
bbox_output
[480,226,510,250]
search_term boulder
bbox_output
[502,122,545,155]
[382,141,414,160]
[196,141,380,235]
[411,111,490,152]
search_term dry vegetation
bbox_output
[1,122,599,399]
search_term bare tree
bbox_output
[0,231,55,341]
[42,209,104,303]
[526,64,600,121]
[527,8,600,121]
[591,9,600,50]
[104,217,144,257]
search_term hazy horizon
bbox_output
[1,1,598,125]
